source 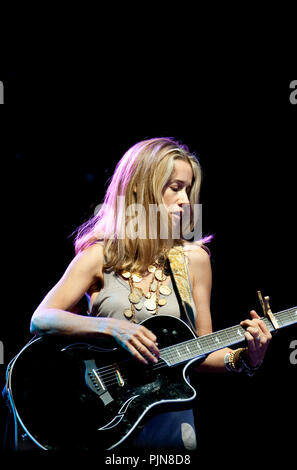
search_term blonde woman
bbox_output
[30,137,272,449]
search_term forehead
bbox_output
[171,159,193,182]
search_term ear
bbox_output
[133,185,137,193]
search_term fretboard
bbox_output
[160,306,297,367]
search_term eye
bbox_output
[170,186,179,192]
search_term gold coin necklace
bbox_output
[120,258,172,322]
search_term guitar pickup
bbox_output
[114,363,124,387]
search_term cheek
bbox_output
[162,189,174,208]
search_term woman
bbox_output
[30,137,272,450]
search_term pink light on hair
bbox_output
[74,137,213,270]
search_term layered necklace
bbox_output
[120,253,172,322]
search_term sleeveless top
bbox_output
[88,246,198,450]
[89,265,197,323]
[88,239,197,322]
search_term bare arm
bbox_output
[30,244,106,337]
[186,246,232,373]
[30,244,159,364]
[187,246,272,373]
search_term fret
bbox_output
[263,317,274,332]
[262,307,297,331]
[160,306,297,367]
[275,308,297,328]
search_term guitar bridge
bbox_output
[84,359,113,405]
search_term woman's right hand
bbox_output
[101,318,160,365]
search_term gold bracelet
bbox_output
[228,348,247,371]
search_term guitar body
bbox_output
[7,315,202,450]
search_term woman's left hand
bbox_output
[240,310,272,368]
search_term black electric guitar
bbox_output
[5,307,297,450]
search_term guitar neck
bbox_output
[160,306,297,367]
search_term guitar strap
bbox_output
[167,246,197,335]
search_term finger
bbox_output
[247,326,260,336]
[246,326,262,343]
[112,329,149,364]
[240,310,261,328]
[257,319,273,340]
[244,319,272,344]
[240,318,264,331]
[240,318,257,328]
[139,335,160,358]
[138,325,157,343]
[248,311,272,342]
[130,337,158,363]
[136,326,160,356]
[250,310,260,319]
[126,343,149,365]
[244,330,257,352]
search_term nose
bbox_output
[177,188,190,206]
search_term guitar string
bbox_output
[98,348,209,385]
[100,348,215,387]
[97,352,188,381]
[95,361,169,387]
[93,307,297,386]
[97,338,218,385]
[97,308,297,381]
[97,309,297,382]
[96,338,208,379]
[97,345,199,381]
[98,307,296,373]
[98,360,169,382]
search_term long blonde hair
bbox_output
[74,137,207,274]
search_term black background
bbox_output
[1,67,296,465]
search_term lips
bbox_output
[170,211,183,223]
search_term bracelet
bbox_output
[237,349,263,377]
[224,348,262,377]
[224,352,234,372]
[224,351,243,372]
[230,348,246,372]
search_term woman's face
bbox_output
[162,159,193,221]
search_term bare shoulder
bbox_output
[183,242,212,283]
[183,242,211,264]
[69,243,104,280]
